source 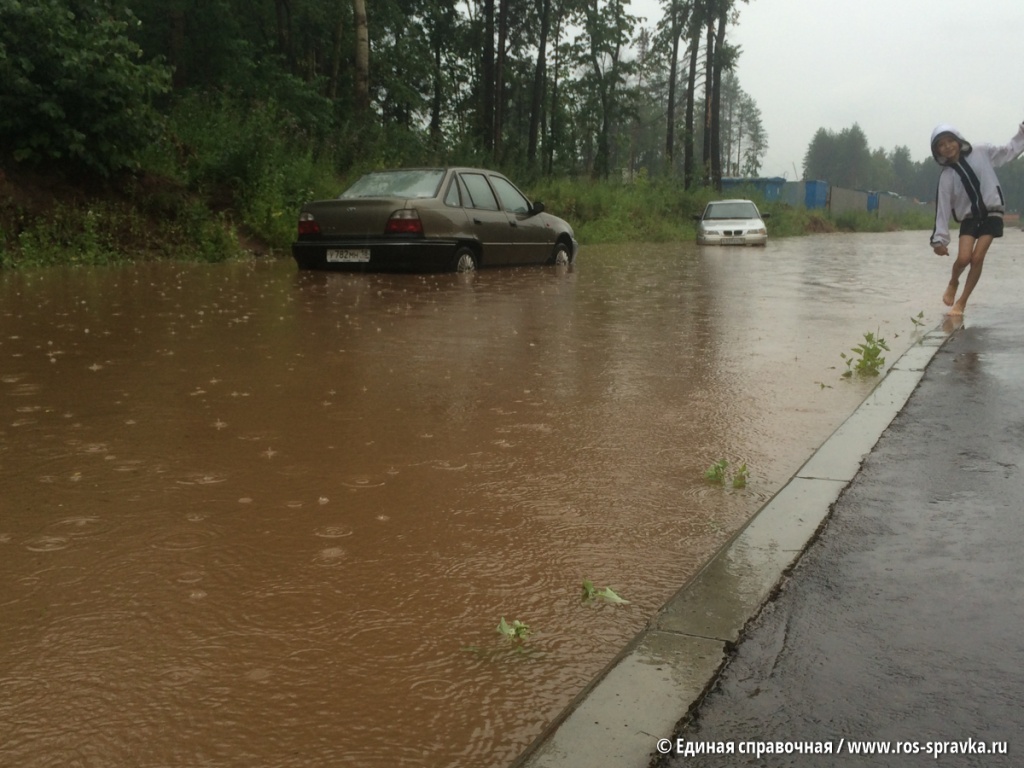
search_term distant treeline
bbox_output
[0,1,949,268]
[0,0,769,186]
[804,123,1024,211]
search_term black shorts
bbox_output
[959,215,1004,239]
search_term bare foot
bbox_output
[947,301,966,316]
[942,280,959,307]
[941,314,963,333]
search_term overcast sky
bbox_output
[634,0,1024,179]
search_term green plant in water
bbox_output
[841,330,890,378]
[496,617,531,644]
[581,579,629,604]
[911,311,925,328]
[704,459,729,484]
[705,459,751,488]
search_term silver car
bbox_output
[694,199,769,246]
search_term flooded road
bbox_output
[1,232,952,766]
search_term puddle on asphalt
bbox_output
[0,232,963,765]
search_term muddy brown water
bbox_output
[1,232,953,766]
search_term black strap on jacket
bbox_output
[951,159,988,220]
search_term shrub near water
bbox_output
[841,330,890,377]
[2,165,934,267]
[526,178,930,244]
[145,92,339,251]
[0,172,246,268]
[1,92,340,267]
[0,1,170,175]
[530,175,714,244]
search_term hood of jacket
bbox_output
[931,124,973,166]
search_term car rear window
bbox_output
[341,170,445,199]
[705,202,759,219]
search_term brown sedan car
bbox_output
[292,167,579,273]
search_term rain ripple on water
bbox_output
[0,235,956,766]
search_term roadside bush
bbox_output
[11,202,128,267]
[0,0,171,176]
[834,210,886,233]
[0,172,247,268]
[148,91,338,251]
[529,176,713,244]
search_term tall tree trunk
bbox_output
[430,30,443,144]
[710,4,727,190]
[683,24,699,189]
[275,0,292,67]
[702,16,714,186]
[352,0,370,112]
[481,0,496,152]
[327,12,344,100]
[664,0,686,172]
[587,0,622,179]
[547,22,562,175]
[494,0,509,157]
[169,7,186,88]
[527,0,551,165]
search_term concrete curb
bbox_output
[511,326,953,768]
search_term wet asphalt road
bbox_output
[654,318,1024,767]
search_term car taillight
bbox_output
[385,209,423,235]
[298,212,320,236]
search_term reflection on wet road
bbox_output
[0,232,961,766]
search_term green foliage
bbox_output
[0,173,247,269]
[528,176,712,244]
[841,330,890,378]
[704,459,750,488]
[130,0,252,92]
[0,0,171,175]
[11,203,123,267]
[834,210,885,233]
[581,579,629,604]
[521,178,928,247]
[804,125,873,189]
[758,206,834,237]
[832,209,932,233]
[799,122,1024,205]
[143,91,339,251]
[0,0,941,268]
[496,617,531,644]
[704,459,729,484]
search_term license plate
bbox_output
[327,248,370,263]
[721,238,743,245]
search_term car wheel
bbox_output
[551,242,571,266]
[453,247,477,273]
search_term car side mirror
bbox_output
[692,214,702,221]
[761,212,771,219]
[530,201,546,215]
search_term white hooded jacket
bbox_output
[930,122,1024,247]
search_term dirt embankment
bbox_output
[0,163,272,263]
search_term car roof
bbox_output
[362,167,505,175]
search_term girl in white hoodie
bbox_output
[930,122,1024,315]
